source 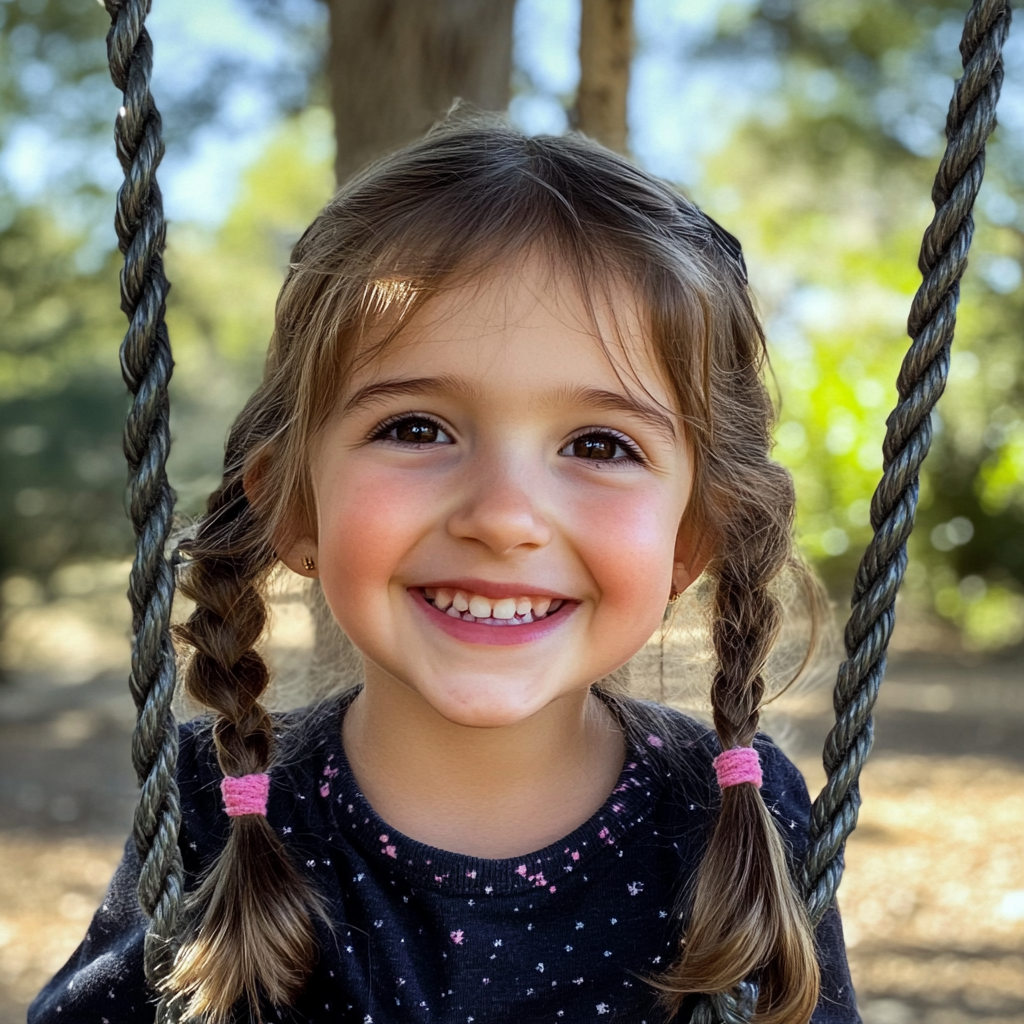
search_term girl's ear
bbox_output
[243,458,320,579]
[280,537,320,579]
[672,515,713,595]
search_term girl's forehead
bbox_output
[348,255,674,407]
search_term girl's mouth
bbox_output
[410,586,576,646]
[421,587,565,626]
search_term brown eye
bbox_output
[572,435,617,460]
[561,431,643,464]
[373,415,452,446]
[395,418,440,443]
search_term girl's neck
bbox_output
[341,676,626,859]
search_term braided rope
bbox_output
[801,0,1011,927]
[690,982,760,1024]
[104,1,184,1019]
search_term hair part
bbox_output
[172,112,822,1021]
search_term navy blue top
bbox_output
[30,694,859,1023]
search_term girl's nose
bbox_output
[446,459,553,555]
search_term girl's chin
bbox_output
[410,677,559,729]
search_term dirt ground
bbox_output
[1,638,1022,1024]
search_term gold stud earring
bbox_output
[302,555,315,571]
[668,586,681,604]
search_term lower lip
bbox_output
[410,589,576,647]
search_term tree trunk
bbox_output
[326,0,517,184]
[576,0,633,154]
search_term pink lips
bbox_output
[410,588,576,646]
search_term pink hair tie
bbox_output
[221,773,270,817]
[713,747,762,789]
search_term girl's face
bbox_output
[293,253,698,729]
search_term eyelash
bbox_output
[559,429,647,467]
[368,414,647,466]
[368,413,453,447]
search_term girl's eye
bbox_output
[372,415,452,446]
[560,431,644,464]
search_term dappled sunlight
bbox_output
[841,756,1024,1024]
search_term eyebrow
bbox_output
[342,374,478,414]
[552,385,679,445]
[342,376,678,444]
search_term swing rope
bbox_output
[801,0,1011,925]
[103,2,183,1020]
[99,1,1011,1021]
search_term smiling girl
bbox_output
[31,119,859,1024]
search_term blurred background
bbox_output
[0,0,1022,1021]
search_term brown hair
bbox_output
[170,114,820,1022]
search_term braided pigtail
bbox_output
[659,331,820,1018]
[662,494,819,1021]
[166,459,323,1023]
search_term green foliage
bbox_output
[699,0,1024,648]
[0,204,130,582]
[0,0,113,147]
[0,0,325,177]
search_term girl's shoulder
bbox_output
[612,695,816,856]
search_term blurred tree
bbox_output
[0,206,128,583]
[577,0,633,152]
[0,0,327,596]
[326,0,517,182]
[3,0,1021,651]
[163,108,336,515]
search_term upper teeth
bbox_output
[424,588,557,622]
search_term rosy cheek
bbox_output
[565,485,678,624]
[315,465,437,610]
